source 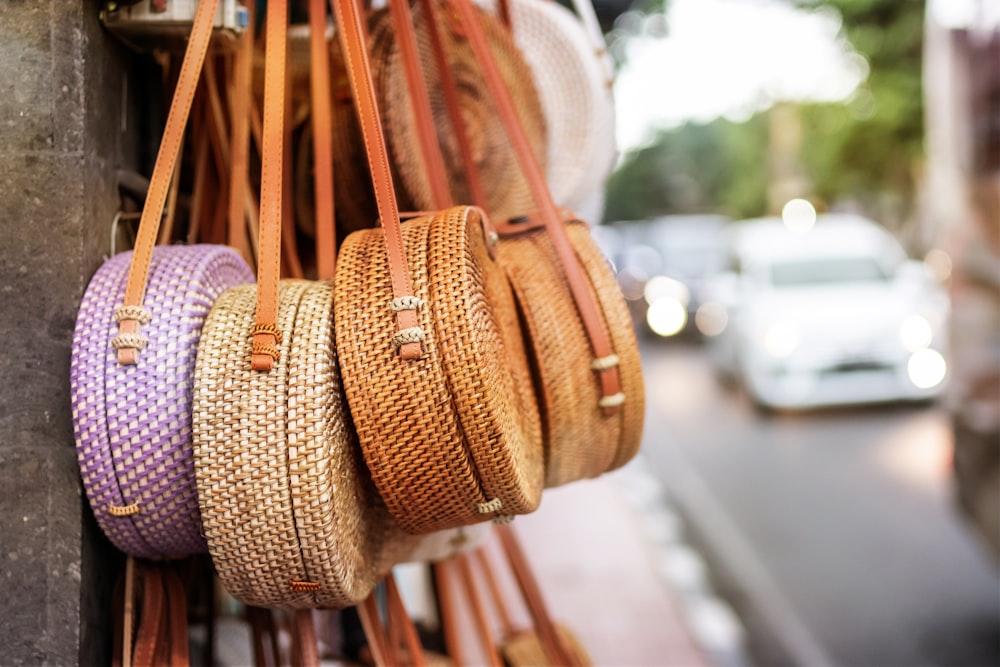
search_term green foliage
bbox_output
[792,0,926,224]
[602,0,927,226]
[603,116,769,222]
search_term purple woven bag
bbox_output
[71,245,253,558]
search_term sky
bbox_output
[612,0,869,152]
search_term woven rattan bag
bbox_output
[448,0,644,487]
[192,0,387,609]
[331,0,543,535]
[478,0,616,221]
[329,0,547,237]
[71,0,255,559]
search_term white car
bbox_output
[699,214,950,410]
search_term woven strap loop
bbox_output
[289,580,321,592]
[477,498,503,514]
[492,514,515,525]
[591,354,619,371]
[250,343,281,364]
[597,392,626,409]
[250,323,284,344]
[110,333,148,352]
[113,305,153,326]
[108,503,141,517]
[389,296,424,313]
[391,326,426,349]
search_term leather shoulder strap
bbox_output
[309,0,337,280]
[249,0,288,371]
[113,0,221,365]
[227,0,255,267]
[330,0,424,359]
[496,524,579,666]
[389,0,453,209]
[450,0,624,413]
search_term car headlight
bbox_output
[762,322,799,358]
[907,349,947,389]
[644,275,690,307]
[695,301,728,337]
[899,315,933,351]
[647,298,688,337]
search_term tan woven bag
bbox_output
[443,0,644,487]
[331,0,543,535]
[193,0,387,609]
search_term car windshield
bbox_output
[768,257,890,287]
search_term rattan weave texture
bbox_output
[193,280,386,609]
[334,206,543,534]
[377,2,546,223]
[498,219,644,487]
[480,0,617,218]
[71,245,254,558]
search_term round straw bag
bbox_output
[448,0,644,488]
[328,1,546,233]
[192,0,388,610]
[70,0,256,559]
[375,1,547,223]
[496,215,644,487]
[479,0,617,218]
[334,207,544,534]
[72,246,253,558]
[332,0,542,535]
[193,281,388,609]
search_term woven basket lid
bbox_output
[480,0,617,217]
[497,218,644,487]
[71,245,254,558]
[370,2,547,223]
[194,280,388,609]
[334,207,544,534]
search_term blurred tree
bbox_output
[791,0,927,228]
[603,115,769,222]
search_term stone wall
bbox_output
[0,1,139,663]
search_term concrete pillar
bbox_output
[0,1,139,663]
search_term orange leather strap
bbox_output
[131,566,166,667]
[417,0,488,208]
[456,554,504,667]
[250,0,288,371]
[309,0,337,280]
[496,524,578,666]
[162,566,190,667]
[497,0,512,29]
[474,548,514,635]
[330,0,424,360]
[389,0,453,210]
[357,593,391,667]
[227,0,255,266]
[450,0,624,413]
[121,557,137,667]
[292,610,320,667]
[433,561,467,665]
[114,0,221,365]
[385,573,427,667]
[246,606,281,667]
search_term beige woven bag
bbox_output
[193,0,387,609]
[331,0,543,536]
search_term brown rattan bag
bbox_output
[193,0,388,609]
[443,0,644,487]
[331,0,543,535]
[329,0,546,237]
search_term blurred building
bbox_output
[922,0,1000,563]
